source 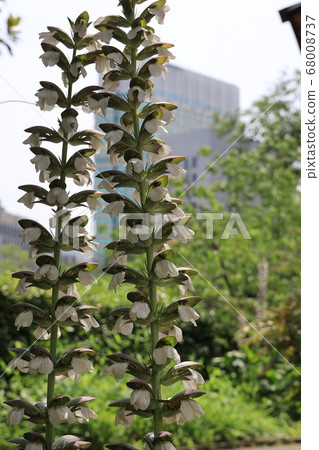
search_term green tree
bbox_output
[173,73,301,418]
[0,0,20,54]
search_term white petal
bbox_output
[130,389,151,410]
[7,408,24,425]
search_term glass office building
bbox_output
[94,65,239,262]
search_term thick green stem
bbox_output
[45,63,74,449]
[130,40,163,434]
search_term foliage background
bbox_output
[0,75,300,448]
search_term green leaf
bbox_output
[5,400,45,419]
[71,85,102,106]
[25,125,63,144]
[137,43,174,61]
[47,26,74,48]
[62,262,98,279]
[101,193,142,213]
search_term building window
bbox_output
[192,157,198,168]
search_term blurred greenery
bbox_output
[0,75,300,448]
[0,0,20,55]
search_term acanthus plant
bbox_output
[93,1,205,449]
[5,12,110,450]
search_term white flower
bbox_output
[158,46,176,60]
[94,29,113,44]
[171,225,194,243]
[166,163,186,178]
[79,315,100,331]
[35,89,59,111]
[98,176,117,192]
[14,310,33,330]
[127,26,142,39]
[95,55,110,73]
[102,74,120,92]
[148,143,172,163]
[85,95,109,116]
[61,71,69,87]
[149,5,170,24]
[48,405,76,425]
[91,135,106,153]
[107,52,123,66]
[18,192,35,209]
[178,305,200,326]
[40,50,60,67]
[109,250,127,265]
[87,196,101,212]
[30,154,51,172]
[149,63,167,78]
[7,408,24,425]
[105,362,129,381]
[78,270,96,286]
[59,115,78,136]
[74,19,87,38]
[183,369,205,390]
[177,399,204,424]
[153,345,180,365]
[105,129,124,145]
[159,325,183,343]
[145,118,166,135]
[129,302,151,321]
[124,222,152,242]
[109,272,125,292]
[142,30,161,46]
[71,357,94,374]
[128,86,152,103]
[110,152,126,166]
[39,31,58,44]
[14,277,29,295]
[130,389,151,411]
[81,240,99,257]
[125,226,139,244]
[103,200,125,218]
[34,264,59,281]
[55,304,78,322]
[149,186,168,202]
[154,259,179,278]
[75,405,98,423]
[9,357,29,373]
[115,407,134,427]
[154,442,176,450]
[25,443,45,450]
[74,156,92,171]
[47,188,69,206]
[132,189,141,203]
[29,356,53,375]
[179,274,195,295]
[33,326,57,340]
[126,158,144,173]
[70,61,87,78]
[23,133,40,147]
[113,316,133,336]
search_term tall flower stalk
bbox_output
[6,12,105,450]
[95,1,205,448]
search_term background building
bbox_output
[94,65,239,262]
